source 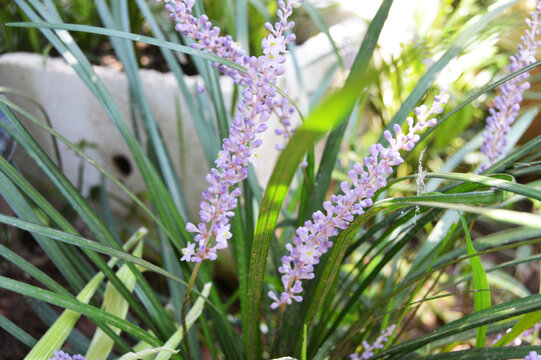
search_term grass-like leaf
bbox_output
[24,270,107,360]
[154,283,212,360]
[0,313,37,348]
[85,238,144,360]
[414,345,541,359]
[458,212,491,348]
[372,293,541,359]
[0,276,162,348]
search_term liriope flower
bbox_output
[526,351,541,360]
[165,0,303,262]
[165,0,298,148]
[350,324,396,360]
[268,91,449,309]
[481,0,541,170]
[48,351,87,360]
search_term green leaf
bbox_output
[425,172,541,201]
[0,86,63,170]
[14,0,191,251]
[154,283,212,360]
[25,231,145,360]
[0,213,194,289]
[0,241,71,297]
[7,2,184,337]
[0,97,173,241]
[86,238,144,360]
[494,313,541,346]
[0,276,162,348]
[5,22,245,73]
[373,294,541,359]
[401,201,541,228]
[414,345,541,359]
[0,155,85,290]
[134,0,219,166]
[236,0,248,50]
[94,0,189,220]
[458,212,490,348]
[119,346,178,360]
[25,272,105,360]
[0,313,37,348]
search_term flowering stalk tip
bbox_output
[350,324,396,360]
[165,0,303,262]
[481,0,541,170]
[268,91,449,309]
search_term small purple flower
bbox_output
[350,324,396,360]
[180,241,195,261]
[481,0,541,170]
[526,351,541,360]
[165,0,304,262]
[48,351,87,360]
[268,91,449,309]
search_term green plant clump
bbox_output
[1,0,541,359]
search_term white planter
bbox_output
[0,40,338,216]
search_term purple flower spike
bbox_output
[526,351,541,360]
[268,91,449,309]
[350,324,396,360]
[164,0,304,262]
[48,351,87,360]
[481,0,541,170]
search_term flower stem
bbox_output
[271,305,286,356]
[181,262,201,360]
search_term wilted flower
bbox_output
[269,91,449,309]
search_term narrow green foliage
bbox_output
[86,238,145,360]
[154,283,212,360]
[459,212,491,348]
[0,313,37,348]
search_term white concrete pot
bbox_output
[0,34,340,216]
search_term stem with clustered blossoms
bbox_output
[165,0,300,148]
[166,0,303,263]
[164,0,303,356]
[269,91,450,310]
[481,0,541,170]
[349,324,396,360]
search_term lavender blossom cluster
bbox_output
[268,91,449,309]
[164,0,303,262]
[481,0,541,170]
[526,351,541,360]
[350,324,396,360]
[48,351,87,360]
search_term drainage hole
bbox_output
[112,154,132,176]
